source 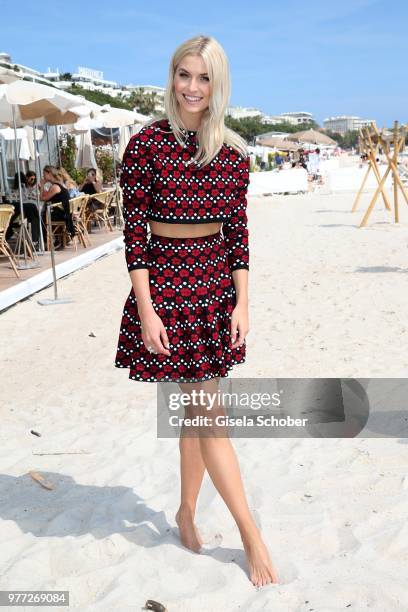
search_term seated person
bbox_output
[39,166,76,248]
[25,171,41,205]
[79,168,104,212]
[58,167,81,198]
[5,172,41,247]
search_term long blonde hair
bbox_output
[142,34,248,167]
[43,165,64,183]
[57,166,78,189]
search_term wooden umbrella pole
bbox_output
[374,123,408,209]
[11,106,39,269]
[393,121,399,223]
[359,164,392,227]
[366,129,391,210]
[389,158,408,205]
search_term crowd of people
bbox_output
[2,166,105,249]
[254,147,326,182]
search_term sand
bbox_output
[1,186,408,611]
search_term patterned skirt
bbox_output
[115,231,246,383]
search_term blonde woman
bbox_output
[57,167,81,198]
[39,165,75,245]
[115,35,278,587]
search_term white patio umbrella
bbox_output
[0,68,20,84]
[0,80,90,293]
[1,126,34,161]
[18,132,31,161]
[24,125,44,161]
[75,129,97,169]
[0,81,90,127]
[118,125,132,160]
[90,106,150,225]
[117,123,141,160]
[93,106,147,128]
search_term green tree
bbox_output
[95,149,115,182]
[66,84,160,116]
[67,85,131,110]
[59,133,86,183]
[342,130,359,149]
[324,130,357,149]
[59,133,76,177]
[127,88,159,115]
[225,115,321,144]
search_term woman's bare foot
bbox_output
[175,506,203,553]
[241,525,279,587]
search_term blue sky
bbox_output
[1,0,407,126]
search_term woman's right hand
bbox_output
[139,308,171,356]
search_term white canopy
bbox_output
[92,105,149,128]
[75,130,97,169]
[0,81,91,127]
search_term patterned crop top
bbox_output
[120,118,250,272]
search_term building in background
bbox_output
[0,52,58,87]
[226,107,315,125]
[323,115,376,135]
[0,53,131,99]
[264,111,315,126]
[226,106,263,120]
[70,67,124,98]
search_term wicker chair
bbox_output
[86,189,115,232]
[0,205,20,278]
[45,203,69,251]
[70,195,91,249]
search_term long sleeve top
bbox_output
[120,118,250,273]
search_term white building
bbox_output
[70,66,126,98]
[226,106,263,120]
[263,111,314,126]
[0,52,59,87]
[256,130,291,139]
[323,115,376,135]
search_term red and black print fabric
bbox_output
[120,118,250,272]
[115,232,246,383]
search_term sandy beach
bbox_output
[1,188,408,611]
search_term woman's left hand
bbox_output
[230,302,249,349]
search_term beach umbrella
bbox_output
[25,125,44,161]
[0,81,90,126]
[118,125,133,160]
[75,129,97,169]
[0,67,20,84]
[257,136,301,151]
[0,80,91,277]
[90,106,150,225]
[1,126,35,161]
[93,106,147,128]
[70,115,100,134]
[286,129,337,146]
[18,132,30,161]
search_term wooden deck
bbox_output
[0,225,123,296]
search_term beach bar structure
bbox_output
[352,121,408,227]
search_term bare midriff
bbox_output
[148,220,222,238]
